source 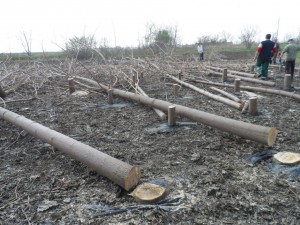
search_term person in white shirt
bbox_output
[197,43,204,60]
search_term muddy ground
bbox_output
[1,53,300,225]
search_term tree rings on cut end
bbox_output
[130,183,167,204]
[273,152,300,165]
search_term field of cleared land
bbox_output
[1,47,300,224]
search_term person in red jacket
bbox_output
[253,34,277,80]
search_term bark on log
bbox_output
[191,80,300,101]
[136,85,167,120]
[75,76,278,146]
[165,74,242,110]
[207,69,276,87]
[241,101,249,114]
[206,65,256,78]
[0,83,6,98]
[210,87,241,103]
[0,107,140,191]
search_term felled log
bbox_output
[210,87,241,103]
[165,74,242,110]
[207,69,276,87]
[191,80,300,101]
[136,85,167,120]
[206,65,256,78]
[75,76,278,146]
[0,107,140,191]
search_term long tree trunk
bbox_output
[0,107,140,191]
[206,65,256,78]
[165,73,243,110]
[207,69,276,87]
[75,76,278,146]
[136,85,167,120]
[210,86,241,103]
[192,79,300,101]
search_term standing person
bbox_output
[253,34,277,80]
[279,39,300,83]
[197,43,204,61]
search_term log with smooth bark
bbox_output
[192,80,300,101]
[207,69,276,87]
[75,76,278,146]
[165,74,242,110]
[0,107,140,191]
[136,85,167,120]
[206,65,256,78]
[210,87,241,103]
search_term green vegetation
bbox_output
[2,43,300,65]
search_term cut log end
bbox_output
[131,183,167,204]
[124,166,141,191]
[273,151,300,165]
[267,128,278,147]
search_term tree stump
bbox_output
[168,105,176,126]
[234,79,241,92]
[249,97,258,116]
[108,89,113,105]
[68,78,76,94]
[283,74,292,91]
[222,69,227,82]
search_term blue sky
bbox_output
[1,0,299,53]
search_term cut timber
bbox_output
[108,89,113,104]
[0,83,6,98]
[273,152,300,165]
[234,79,241,92]
[284,74,292,91]
[206,65,256,78]
[168,105,176,126]
[249,97,258,116]
[210,87,241,103]
[68,78,76,94]
[131,183,167,204]
[165,74,242,110]
[75,76,278,146]
[0,107,140,191]
[241,100,249,114]
[207,69,276,87]
[173,84,180,96]
[136,85,167,120]
[222,69,228,82]
[191,80,300,101]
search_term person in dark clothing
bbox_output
[253,34,277,80]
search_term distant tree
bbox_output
[239,26,258,48]
[155,29,172,46]
[20,31,32,57]
[65,35,97,60]
[197,35,210,44]
[144,22,156,47]
[220,31,233,43]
